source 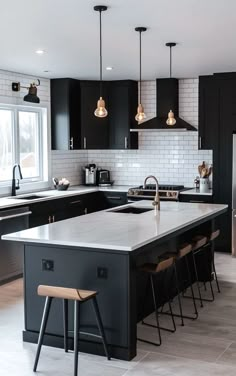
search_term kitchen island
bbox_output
[2,201,227,360]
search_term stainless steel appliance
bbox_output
[97,169,111,185]
[127,184,185,202]
[232,134,236,255]
[84,164,97,186]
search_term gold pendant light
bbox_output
[166,42,176,126]
[94,5,108,118]
[135,27,147,123]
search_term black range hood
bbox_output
[132,78,197,131]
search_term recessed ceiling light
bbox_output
[35,49,45,55]
[106,66,113,71]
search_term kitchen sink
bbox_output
[10,195,49,200]
[109,206,153,214]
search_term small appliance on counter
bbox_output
[84,164,97,186]
[96,169,114,186]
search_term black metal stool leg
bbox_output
[92,296,111,360]
[168,300,176,332]
[174,263,184,326]
[150,274,162,345]
[185,256,198,319]
[74,300,80,376]
[63,299,69,352]
[33,296,53,372]
[191,251,204,307]
[213,261,221,293]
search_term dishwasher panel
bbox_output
[0,206,31,283]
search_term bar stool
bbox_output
[161,243,198,326]
[138,256,176,346]
[192,230,221,302]
[33,285,110,376]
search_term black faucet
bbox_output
[12,164,23,196]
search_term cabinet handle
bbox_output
[125,137,128,149]
[69,200,82,205]
[0,211,32,221]
[70,137,74,150]
[199,136,202,149]
[52,215,55,222]
[189,200,205,203]
[48,216,51,223]
[83,137,87,149]
[107,196,121,200]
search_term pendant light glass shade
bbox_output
[166,42,176,126]
[166,109,176,126]
[135,27,147,123]
[94,97,108,118]
[135,104,146,122]
[94,5,108,118]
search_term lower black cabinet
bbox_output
[179,193,213,203]
[101,191,127,209]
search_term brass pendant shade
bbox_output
[94,5,108,118]
[135,27,147,123]
[166,42,176,126]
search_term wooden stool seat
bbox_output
[191,235,208,251]
[178,243,192,259]
[208,229,220,242]
[38,285,97,301]
[140,256,175,274]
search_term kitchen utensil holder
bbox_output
[199,178,209,192]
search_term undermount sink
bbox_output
[10,195,49,200]
[109,206,154,214]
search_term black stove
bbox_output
[127,184,185,201]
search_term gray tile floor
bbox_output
[1,253,236,375]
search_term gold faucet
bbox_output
[143,175,160,211]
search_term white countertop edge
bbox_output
[2,202,227,252]
[180,189,213,196]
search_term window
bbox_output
[0,104,48,189]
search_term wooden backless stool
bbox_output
[33,285,110,376]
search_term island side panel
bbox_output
[23,244,136,360]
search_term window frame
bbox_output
[0,103,49,195]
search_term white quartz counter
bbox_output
[3,200,227,252]
[180,188,213,196]
[0,185,130,210]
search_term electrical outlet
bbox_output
[97,267,108,279]
[42,259,54,271]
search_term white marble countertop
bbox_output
[0,185,130,210]
[180,188,213,196]
[2,200,227,252]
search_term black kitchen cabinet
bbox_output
[109,80,138,149]
[80,81,109,149]
[51,78,81,150]
[179,193,213,204]
[100,191,127,209]
[29,195,86,228]
[198,72,236,253]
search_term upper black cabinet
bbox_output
[80,81,109,149]
[51,79,138,150]
[109,80,138,149]
[51,78,81,150]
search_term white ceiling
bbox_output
[1,0,236,80]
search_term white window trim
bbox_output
[0,101,51,197]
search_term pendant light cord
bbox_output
[139,30,142,104]
[169,45,172,78]
[99,9,102,97]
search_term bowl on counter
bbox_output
[54,183,70,191]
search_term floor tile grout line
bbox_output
[122,351,151,376]
[215,340,234,363]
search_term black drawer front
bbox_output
[102,192,127,208]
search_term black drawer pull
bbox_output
[106,196,121,200]
[189,200,205,203]
[69,200,82,205]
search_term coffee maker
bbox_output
[84,164,97,186]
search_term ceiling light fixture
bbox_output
[106,66,113,71]
[166,42,177,126]
[94,5,108,118]
[135,27,147,123]
[12,80,41,103]
[35,49,45,55]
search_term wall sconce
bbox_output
[12,79,41,103]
